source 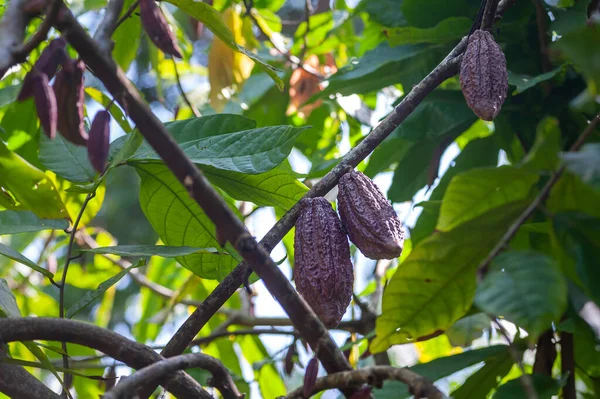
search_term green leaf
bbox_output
[494,374,567,399]
[0,84,21,107]
[203,163,308,210]
[548,172,600,218]
[320,42,452,97]
[136,163,239,280]
[0,210,68,235]
[388,139,440,202]
[85,87,131,133]
[553,23,600,92]
[0,242,54,279]
[446,313,490,348]
[253,0,285,12]
[520,117,562,172]
[475,251,567,339]
[66,260,144,318]
[376,345,510,398]
[401,0,471,28]
[372,201,530,352]
[238,335,286,398]
[357,0,407,28]
[112,0,141,70]
[387,17,471,46]
[451,350,514,399]
[561,144,600,191]
[165,0,284,89]
[552,212,600,306]
[437,166,539,232]
[0,278,20,317]
[39,133,96,183]
[508,66,564,94]
[0,140,67,219]
[108,129,144,166]
[79,245,220,258]
[128,120,308,174]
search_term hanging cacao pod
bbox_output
[293,197,354,328]
[31,73,57,139]
[337,171,404,260]
[87,110,111,173]
[140,0,183,58]
[18,38,66,101]
[54,58,87,145]
[303,357,319,398]
[459,29,508,121]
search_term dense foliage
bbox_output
[0,0,599,398]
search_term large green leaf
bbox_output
[548,172,600,218]
[508,66,564,95]
[39,133,96,183]
[388,139,440,202]
[121,115,307,174]
[136,163,239,280]
[401,0,472,28]
[451,350,514,399]
[203,163,308,210]
[437,166,539,232]
[357,0,407,28]
[561,144,600,191]
[238,335,286,398]
[165,0,283,89]
[80,245,220,258]
[376,345,510,398]
[494,374,567,399]
[320,42,452,97]
[553,23,600,91]
[372,200,530,352]
[387,17,471,46]
[112,0,141,70]
[445,313,490,348]
[552,212,600,306]
[475,251,568,339]
[0,210,68,235]
[0,278,20,317]
[0,140,67,219]
[520,117,561,172]
[0,242,54,279]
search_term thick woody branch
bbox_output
[93,0,125,54]
[482,0,501,30]
[284,366,448,399]
[0,318,210,398]
[53,6,355,398]
[103,354,242,399]
[0,0,31,72]
[0,347,61,399]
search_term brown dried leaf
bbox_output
[459,29,508,121]
[337,171,404,260]
[32,73,57,139]
[293,197,354,328]
[87,110,111,173]
[140,0,183,58]
[303,357,319,398]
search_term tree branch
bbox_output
[93,0,125,54]
[283,366,448,399]
[560,331,576,399]
[103,353,243,399]
[0,347,61,399]
[0,0,32,72]
[0,318,210,398]
[482,0,501,30]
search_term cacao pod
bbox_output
[459,29,508,121]
[293,197,353,328]
[140,0,183,58]
[54,58,87,145]
[31,72,57,139]
[284,342,296,376]
[303,357,318,398]
[87,110,111,173]
[18,38,66,101]
[337,171,404,260]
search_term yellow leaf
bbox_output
[414,334,463,363]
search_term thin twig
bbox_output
[560,331,576,399]
[102,353,243,399]
[477,113,600,280]
[493,319,539,399]
[531,0,551,73]
[113,0,139,31]
[284,365,447,399]
[172,57,200,117]
[13,0,63,63]
[93,0,126,54]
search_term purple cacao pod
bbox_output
[140,0,183,58]
[303,357,318,398]
[337,171,404,260]
[31,73,57,139]
[54,58,88,145]
[349,387,373,399]
[87,110,111,173]
[460,29,508,121]
[18,38,67,101]
[284,342,296,376]
[293,197,354,329]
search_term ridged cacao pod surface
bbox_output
[87,110,111,173]
[31,73,57,139]
[140,0,183,58]
[460,29,508,121]
[54,58,87,145]
[337,171,404,260]
[293,197,354,329]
